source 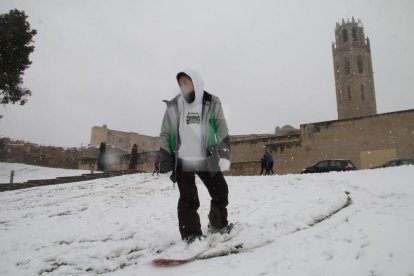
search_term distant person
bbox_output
[152,156,160,176]
[267,151,274,175]
[264,150,274,175]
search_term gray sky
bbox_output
[0,0,413,148]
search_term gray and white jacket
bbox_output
[159,69,231,180]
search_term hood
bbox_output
[176,68,204,103]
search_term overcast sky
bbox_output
[0,0,413,148]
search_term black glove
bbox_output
[170,170,176,183]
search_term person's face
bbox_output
[178,76,194,94]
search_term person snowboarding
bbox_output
[159,69,232,244]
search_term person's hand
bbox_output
[219,158,231,172]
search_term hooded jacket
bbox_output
[159,69,231,179]
[176,70,205,166]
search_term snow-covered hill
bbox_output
[0,162,92,183]
[0,166,413,275]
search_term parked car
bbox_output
[372,159,414,169]
[301,159,357,174]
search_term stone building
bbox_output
[82,125,160,172]
[332,17,377,119]
[229,109,414,175]
[275,125,300,136]
[90,125,160,153]
[0,138,84,169]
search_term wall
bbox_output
[226,161,261,176]
[78,150,160,173]
[90,126,108,146]
[0,138,83,169]
[267,109,414,174]
[229,135,300,175]
[90,125,160,153]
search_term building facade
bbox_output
[229,109,414,175]
[90,125,160,153]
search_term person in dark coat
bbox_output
[152,156,160,176]
[267,152,274,175]
[264,150,274,175]
[260,157,266,175]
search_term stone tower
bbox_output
[332,18,377,119]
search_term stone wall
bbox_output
[226,161,261,176]
[0,138,83,169]
[229,134,300,175]
[230,135,299,163]
[78,150,160,173]
[90,125,160,152]
[0,138,129,171]
[227,109,414,175]
[265,109,414,174]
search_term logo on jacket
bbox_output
[186,112,201,124]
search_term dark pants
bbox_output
[176,159,229,239]
[265,161,274,175]
[260,164,266,175]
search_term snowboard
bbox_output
[152,222,271,267]
[152,241,244,266]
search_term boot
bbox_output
[183,234,206,244]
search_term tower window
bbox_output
[352,27,357,41]
[344,57,351,75]
[361,84,365,101]
[343,29,348,42]
[335,62,340,79]
[347,86,352,103]
[357,56,364,73]
[338,89,342,104]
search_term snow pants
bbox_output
[176,159,229,239]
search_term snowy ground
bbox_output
[0,162,92,183]
[0,165,413,275]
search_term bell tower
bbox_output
[332,17,377,119]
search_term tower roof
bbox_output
[335,17,363,30]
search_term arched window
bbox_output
[338,89,342,104]
[335,62,340,79]
[357,56,364,73]
[352,27,357,41]
[361,84,365,101]
[344,57,351,75]
[343,29,348,42]
[347,86,352,103]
